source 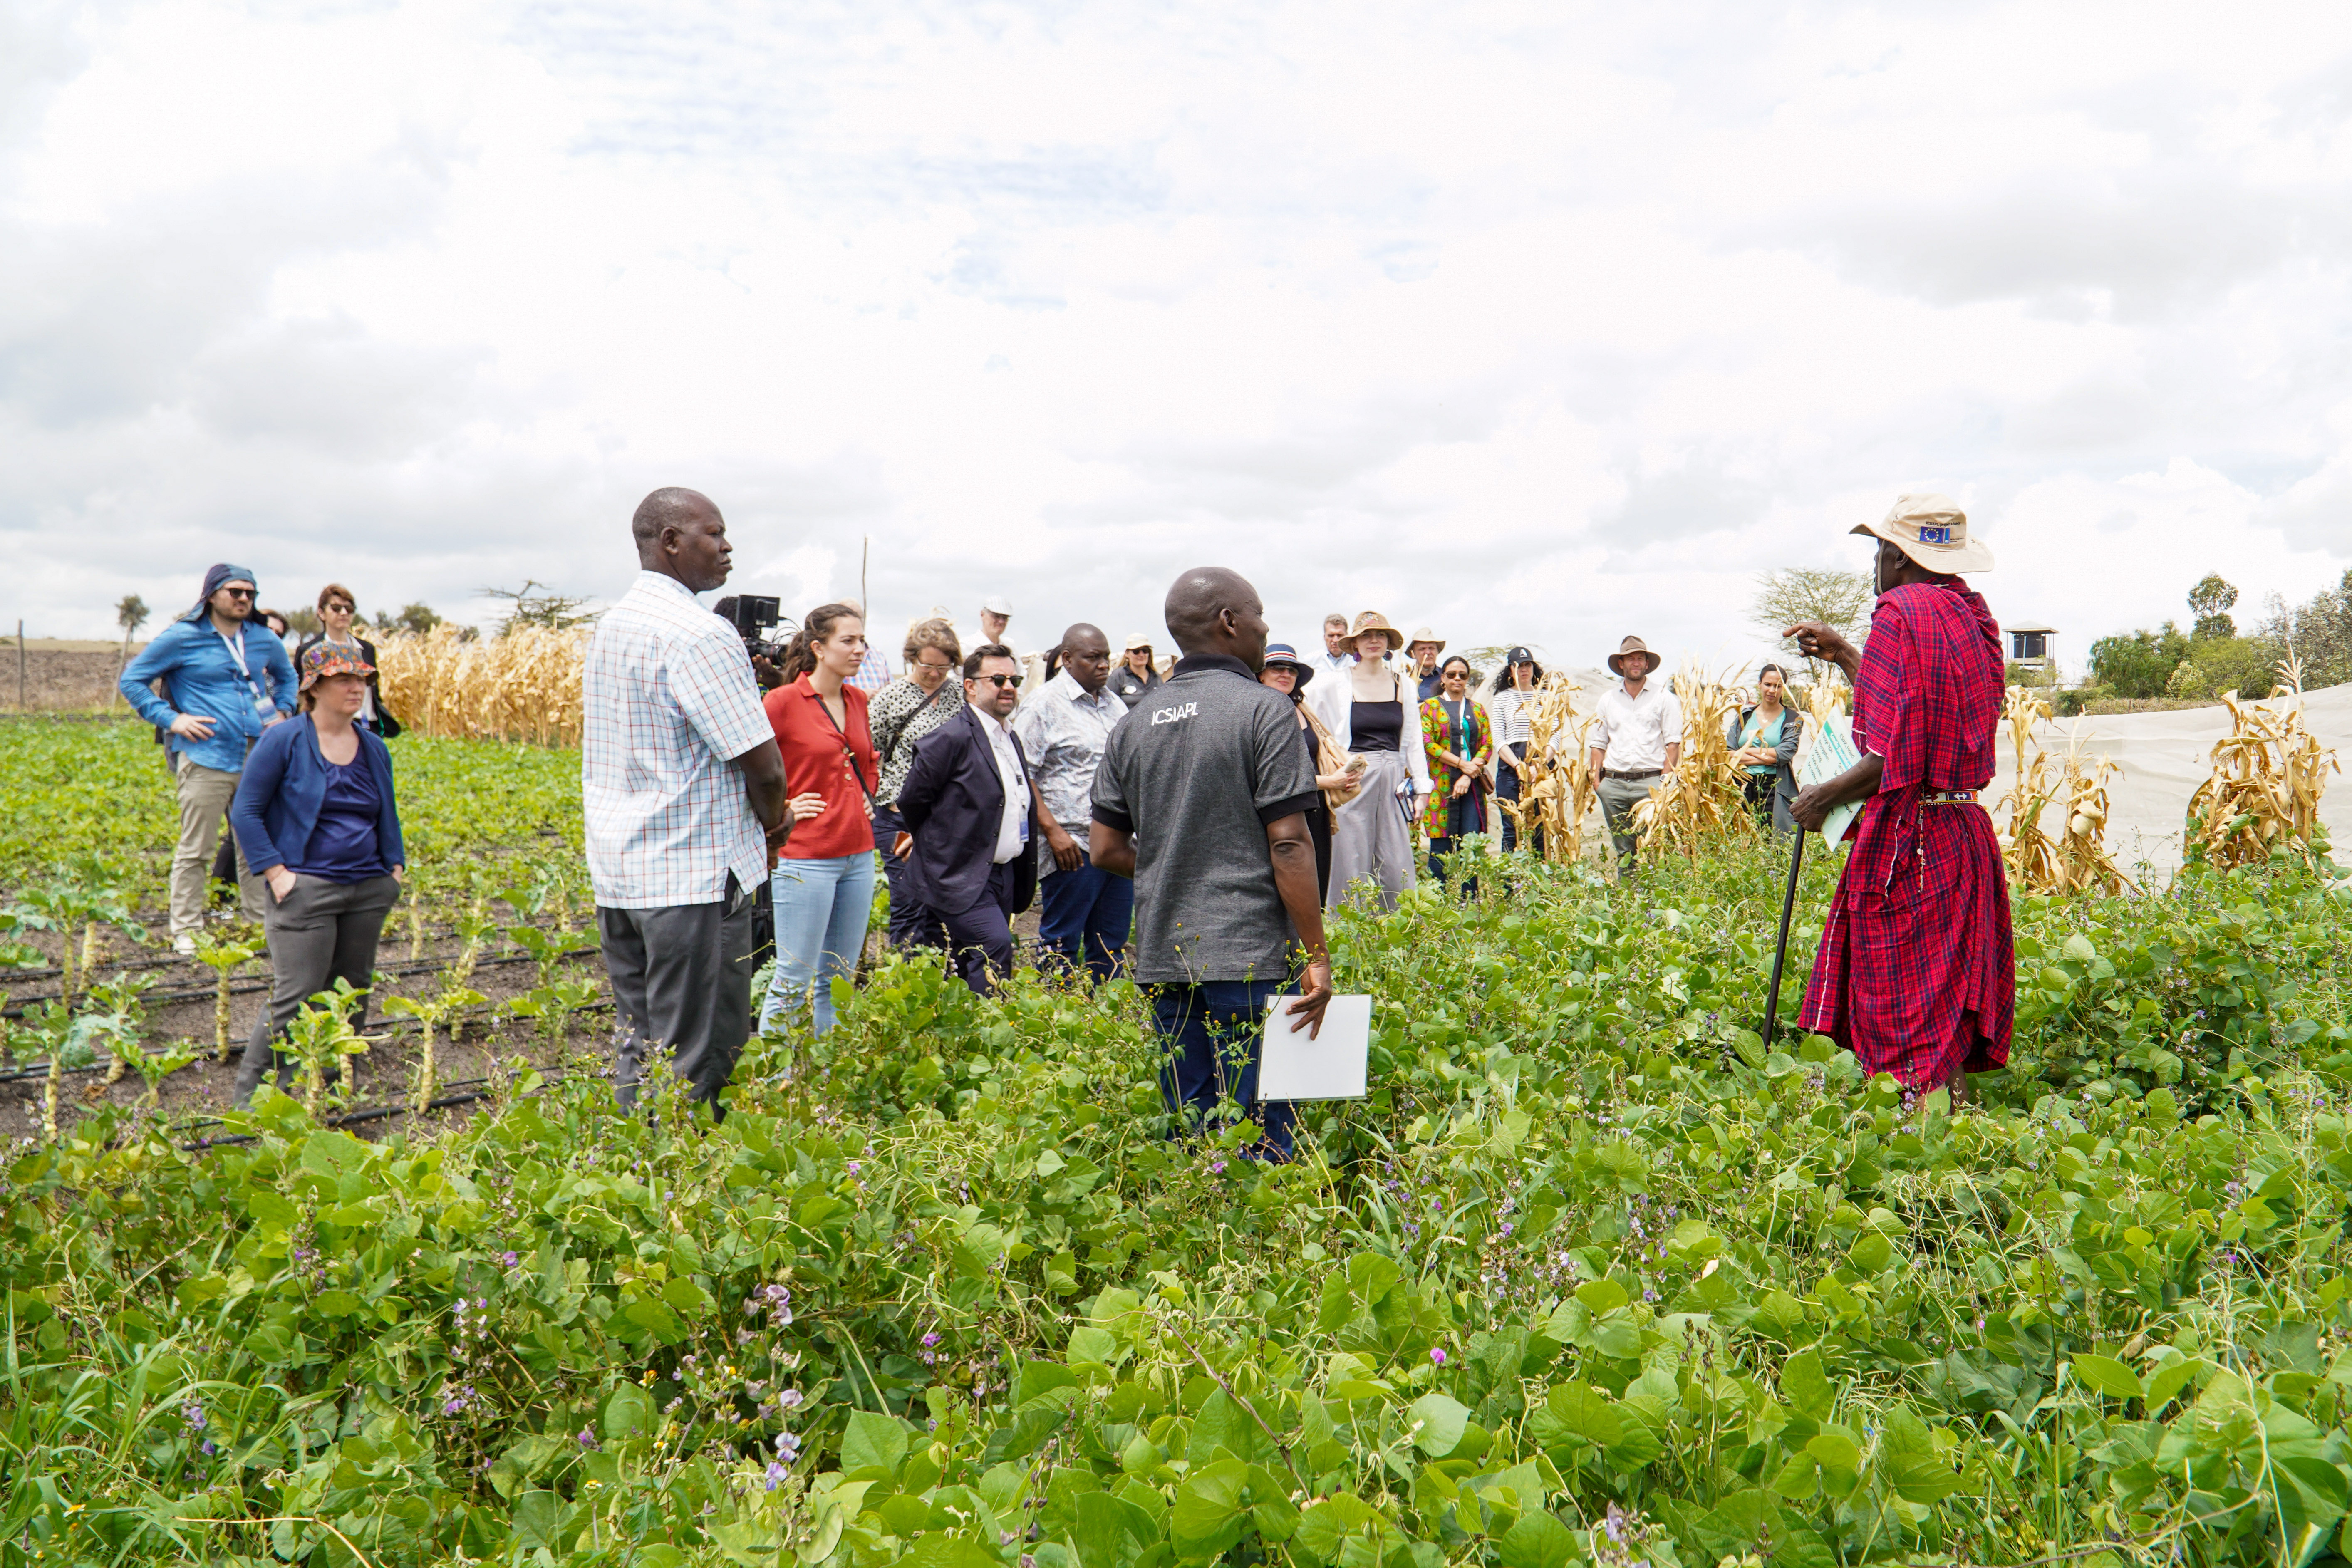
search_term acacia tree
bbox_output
[1749,567,1872,684]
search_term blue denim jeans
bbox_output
[1148,978,1296,1159]
[1037,850,1133,982]
[760,852,878,1035]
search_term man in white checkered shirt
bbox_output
[585,488,789,1117]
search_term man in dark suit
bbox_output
[893,644,1039,994]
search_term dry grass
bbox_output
[2186,654,2339,869]
[1631,661,1757,860]
[374,626,591,746]
[1995,686,2128,896]
[1495,676,1599,863]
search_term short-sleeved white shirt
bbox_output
[583,572,774,907]
[1592,682,1684,773]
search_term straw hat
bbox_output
[1405,626,1446,653]
[1349,611,1405,652]
[1853,493,1995,575]
[1122,632,1153,653]
[1607,635,1662,676]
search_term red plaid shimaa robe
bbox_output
[1799,576,2014,1087]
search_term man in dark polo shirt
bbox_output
[1090,567,1333,1158]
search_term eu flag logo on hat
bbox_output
[1917,525,1952,544]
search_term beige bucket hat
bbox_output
[1405,626,1446,653]
[1122,632,1153,652]
[1854,493,1995,574]
[1607,635,1662,676]
[1349,611,1406,652]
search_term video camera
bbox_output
[713,594,790,671]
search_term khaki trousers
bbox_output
[171,760,266,936]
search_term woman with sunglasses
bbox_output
[1420,655,1492,891]
[866,618,966,951]
[758,603,879,1036]
[293,584,402,737]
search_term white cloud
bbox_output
[2,0,2350,686]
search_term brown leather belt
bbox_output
[1602,768,1661,781]
[1921,789,1979,805]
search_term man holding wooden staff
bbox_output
[1784,494,2013,1097]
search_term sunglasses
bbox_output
[219,586,255,600]
[973,673,1021,688]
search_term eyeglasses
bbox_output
[914,659,955,671]
[219,587,255,600]
[973,673,1021,688]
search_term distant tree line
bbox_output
[2086,569,2352,702]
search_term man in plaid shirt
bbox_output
[1787,495,2013,1097]
[585,488,790,1117]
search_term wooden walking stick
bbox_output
[1762,827,1807,1047]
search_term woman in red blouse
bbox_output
[759,602,880,1036]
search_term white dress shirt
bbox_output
[1009,669,1126,842]
[1591,681,1683,774]
[980,712,1031,864]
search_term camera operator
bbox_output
[714,594,788,690]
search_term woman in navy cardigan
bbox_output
[228,645,406,1106]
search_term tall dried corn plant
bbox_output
[1631,662,1754,860]
[1494,676,1599,863]
[2186,654,2339,869]
[375,625,592,746]
[1995,686,2128,895]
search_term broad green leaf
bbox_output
[2144,1355,2207,1410]
[840,1410,909,1476]
[1497,1511,1575,1568]
[1408,1392,1471,1456]
[1780,1348,1835,1422]
[601,1382,652,1441]
[1170,1457,1249,1556]
[2070,1354,2145,1401]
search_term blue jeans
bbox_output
[760,853,878,1035]
[1148,978,1296,1159]
[1037,850,1133,982]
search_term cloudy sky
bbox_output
[5,0,2350,679]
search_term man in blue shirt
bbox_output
[120,565,298,951]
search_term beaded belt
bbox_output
[1921,789,1979,805]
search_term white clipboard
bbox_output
[1800,714,1864,847]
[1257,994,1371,1102]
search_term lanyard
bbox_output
[218,626,273,717]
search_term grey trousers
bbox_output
[599,876,757,1118]
[173,759,267,936]
[1597,775,1657,873]
[1327,751,1417,914]
[235,872,402,1104]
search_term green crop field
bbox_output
[8,716,2352,1568]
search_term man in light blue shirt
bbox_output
[120,564,298,949]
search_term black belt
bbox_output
[1921,789,1979,806]
[1603,768,1661,781]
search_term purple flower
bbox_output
[921,1332,940,1348]
[577,1426,597,1448]
[1430,1348,1447,1366]
[775,1432,801,1464]
[181,1402,207,1431]
[201,1439,216,1456]
[501,1251,519,1268]
[764,1461,789,1492]
[777,1389,804,1409]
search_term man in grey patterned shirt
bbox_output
[1010,623,1131,980]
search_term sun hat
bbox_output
[1349,611,1406,652]
[982,594,1014,616]
[1852,493,1995,574]
[299,643,374,690]
[1122,632,1153,652]
[1261,642,1315,687]
[1406,627,1446,653]
[1607,635,1663,676]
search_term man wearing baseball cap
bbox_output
[1785,493,2013,1098]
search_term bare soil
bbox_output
[0,649,143,712]
[1,907,606,1144]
